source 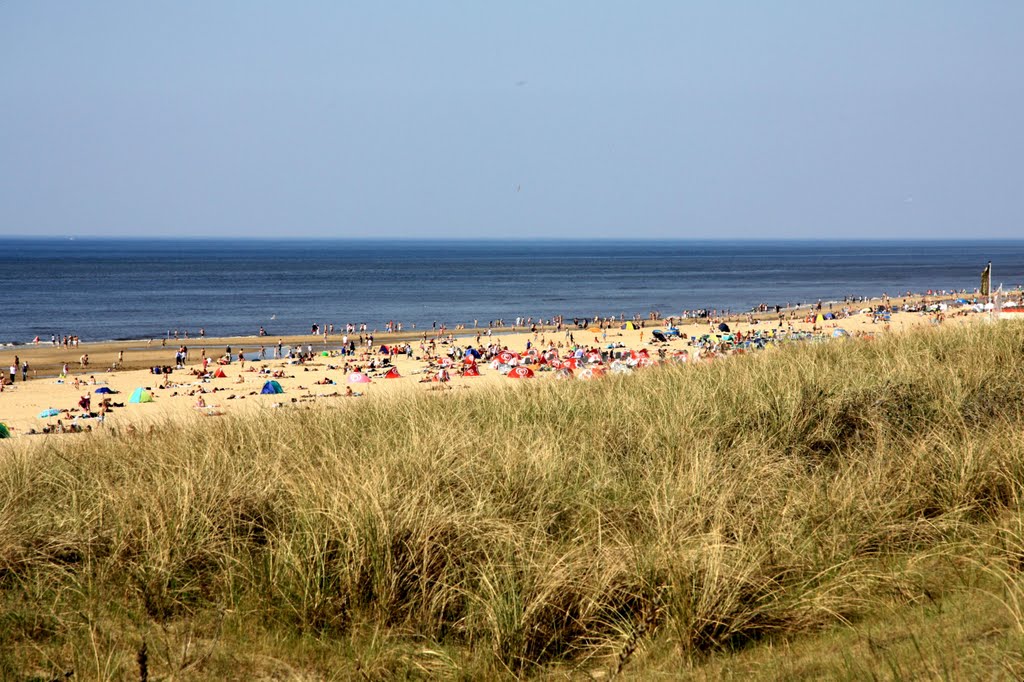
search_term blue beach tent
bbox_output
[260,380,284,394]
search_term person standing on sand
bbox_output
[8,363,16,384]
[21,361,29,382]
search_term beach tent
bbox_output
[651,330,669,342]
[213,368,227,378]
[128,388,153,403]
[0,423,9,439]
[814,314,825,325]
[260,380,284,394]
[463,365,481,377]
[718,322,730,332]
[507,366,534,379]
[348,372,371,384]
[623,322,639,330]
[554,367,574,380]
[94,386,115,394]
[322,351,330,357]
[832,329,850,338]
[496,350,519,365]
[38,408,60,418]
[384,367,401,379]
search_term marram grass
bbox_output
[3,322,1024,679]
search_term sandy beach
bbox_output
[1,291,1004,441]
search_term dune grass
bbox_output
[3,322,1024,679]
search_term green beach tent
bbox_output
[0,423,10,439]
[128,388,154,403]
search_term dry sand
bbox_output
[0,299,990,439]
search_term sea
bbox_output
[4,238,1024,345]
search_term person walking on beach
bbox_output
[8,363,16,384]
[21,361,29,382]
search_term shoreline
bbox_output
[0,288,1015,440]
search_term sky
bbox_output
[1,2,1022,239]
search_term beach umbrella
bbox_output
[507,366,535,379]
[38,408,60,418]
[348,372,371,384]
[94,387,114,394]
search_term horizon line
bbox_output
[6,235,1024,244]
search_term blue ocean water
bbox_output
[3,238,1024,344]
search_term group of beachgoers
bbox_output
[4,285,1018,440]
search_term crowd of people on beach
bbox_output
[4,285,1020,440]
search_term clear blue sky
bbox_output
[2,2,1021,239]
